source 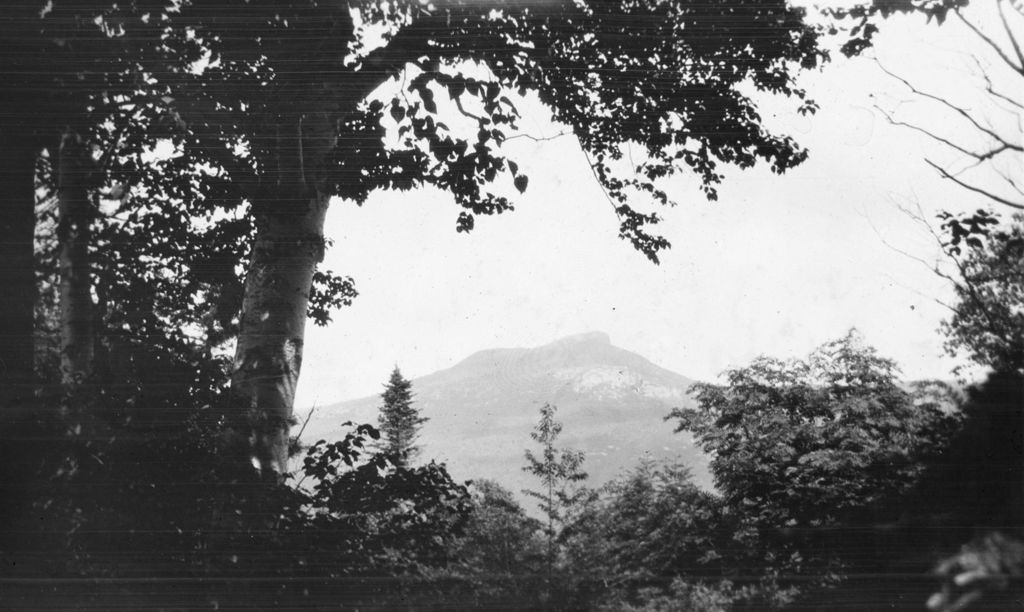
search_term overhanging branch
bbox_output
[926,159,1024,210]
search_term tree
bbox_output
[859,5,1024,603]
[668,331,959,592]
[934,213,1024,374]
[155,0,862,475]
[55,134,95,385]
[865,2,1023,372]
[376,366,428,465]
[671,331,954,528]
[576,459,764,610]
[300,424,471,578]
[0,0,179,406]
[523,403,594,607]
[872,0,1022,214]
[448,479,546,609]
[910,370,1024,612]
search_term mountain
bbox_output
[301,332,711,502]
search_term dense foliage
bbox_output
[671,332,957,530]
[446,480,547,609]
[0,409,473,609]
[664,333,962,604]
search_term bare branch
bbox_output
[503,131,571,143]
[294,405,316,443]
[878,63,1022,152]
[970,55,1024,111]
[579,141,619,214]
[875,105,977,158]
[955,8,1024,76]
[926,159,1024,210]
[901,201,1009,340]
[997,0,1024,69]
[291,405,317,488]
[999,168,1024,196]
[865,203,958,312]
[941,239,1007,340]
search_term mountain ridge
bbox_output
[302,332,711,499]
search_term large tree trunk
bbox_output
[231,190,329,476]
[0,134,38,409]
[57,131,94,386]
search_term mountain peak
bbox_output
[545,331,611,346]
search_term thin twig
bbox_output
[875,105,977,159]
[971,55,1024,111]
[877,62,1020,150]
[863,203,962,311]
[294,404,317,444]
[578,139,619,214]
[926,159,1024,210]
[503,131,570,143]
[955,7,1024,76]
[997,0,1024,70]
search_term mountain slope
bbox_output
[302,332,711,499]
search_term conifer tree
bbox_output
[376,367,427,467]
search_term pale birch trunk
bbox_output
[231,191,330,475]
[57,132,94,385]
[229,108,337,476]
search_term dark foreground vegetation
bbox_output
[1,0,1022,609]
[1,334,1021,610]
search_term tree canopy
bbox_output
[669,331,957,529]
[1,0,924,474]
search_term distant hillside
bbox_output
[301,332,711,502]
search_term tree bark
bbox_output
[57,131,94,386]
[0,134,38,409]
[231,190,329,476]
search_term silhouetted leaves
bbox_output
[940,214,1024,373]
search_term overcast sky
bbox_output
[295,4,1020,407]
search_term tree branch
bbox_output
[578,141,619,215]
[503,131,570,143]
[865,203,962,313]
[875,105,977,159]
[926,159,1024,210]
[971,55,1024,111]
[877,62,1021,152]
[997,0,1024,70]
[955,7,1024,76]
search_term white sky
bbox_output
[296,4,1021,407]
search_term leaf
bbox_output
[422,89,437,114]
[514,175,528,194]
[507,160,519,176]
[389,101,405,123]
